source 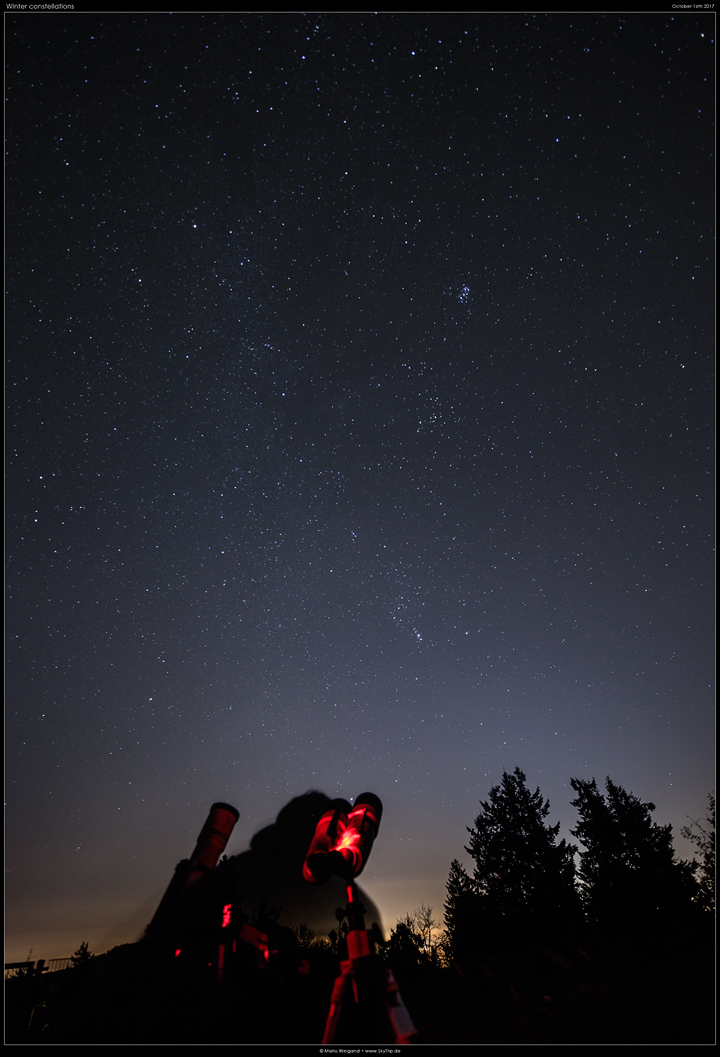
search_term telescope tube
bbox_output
[147,801,240,937]
[185,801,240,883]
[329,792,383,879]
[302,798,351,883]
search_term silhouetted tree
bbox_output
[412,904,441,964]
[70,941,94,970]
[681,793,715,913]
[326,921,349,957]
[292,921,317,950]
[465,768,580,943]
[383,914,426,973]
[570,776,697,937]
[444,858,483,961]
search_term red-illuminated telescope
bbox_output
[303,793,382,883]
[302,798,351,883]
[147,801,239,937]
[332,793,382,879]
[185,801,240,883]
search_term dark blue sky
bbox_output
[6,11,714,961]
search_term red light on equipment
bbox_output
[302,798,351,883]
[187,802,240,883]
[331,793,382,879]
[146,802,240,944]
[335,828,360,851]
[302,792,383,882]
[222,903,232,928]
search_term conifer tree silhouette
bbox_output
[444,858,483,961]
[570,776,697,937]
[464,768,580,943]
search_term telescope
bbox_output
[147,801,239,939]
[302,797,351,883]
[143,793,415,1043]
[302,793,383,884]
[302,792,417,1044]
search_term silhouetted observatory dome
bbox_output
[212,791,383,939]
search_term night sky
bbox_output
[6,11,715,963]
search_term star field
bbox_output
[5,12,714,960]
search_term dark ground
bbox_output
[7,922,715,1045]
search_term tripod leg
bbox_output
[322,970,352,1043]
[383,969,418,1044]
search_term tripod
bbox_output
[322,880,418,1044]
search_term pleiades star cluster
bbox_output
[5,12,714,960]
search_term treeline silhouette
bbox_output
[7,772,714,1044]
[383,770,715,1044]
